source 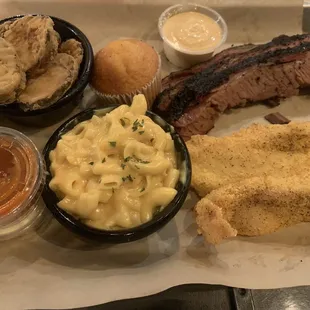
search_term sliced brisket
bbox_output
[157,44,257,112]
[154,34,310,140]
[161,44,256,90]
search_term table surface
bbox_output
[35,284,310,310]
[1,2,310,310]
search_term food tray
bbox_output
[0,1,308,309]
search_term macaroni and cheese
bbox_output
[49,95,179,230]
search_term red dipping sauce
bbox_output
[0,127,45,240]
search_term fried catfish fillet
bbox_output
[195,174,310,244]
[1,15,55,71]
[187,123,310,197]
[0,38,25,104]
[59,38,84,66]
[18,53,78,110]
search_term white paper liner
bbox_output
[91,52,162,109]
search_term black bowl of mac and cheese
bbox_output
[42,95,191,243]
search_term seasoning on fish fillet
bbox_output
[0,38,25,104]
[195,174,310,244]
[187,122,310,197]
[18,53,78,110]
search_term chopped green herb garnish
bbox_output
[124,155,150,164]
[109,141,116,147]
[121,163,126,170]
[140,187,145,192]
[132,120,138,132]
[122,175,133,182]
[132,119,144,132]
[102,158,106,163]
[132,155,150,164]
[138,131,144,135]
[124,156,132,162]
[89,161,94,165]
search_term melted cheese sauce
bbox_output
[162,12,222,52]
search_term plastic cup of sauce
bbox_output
[158,3,228,68]
[0,127,46,240]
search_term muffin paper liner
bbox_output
[91,51,162,109]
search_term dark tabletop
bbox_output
[33,284,310,310]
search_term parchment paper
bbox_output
[0,1,309,310]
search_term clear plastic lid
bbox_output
[0,127,46,240]
[158,3,228,55]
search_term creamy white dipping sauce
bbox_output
[162,11,222,52]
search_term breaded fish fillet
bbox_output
[195,174,310,244]
[187,122,310,197]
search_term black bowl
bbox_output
[42,106,192,243]
[0,15,93,127]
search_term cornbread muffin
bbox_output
[91,39,161,107]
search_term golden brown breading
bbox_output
[28,28,60,77]
[59,38,83,66]
[1,15,55,71]
[0,37,25,104]
[187,123,310,197]
[196,174,310,244]
[18,53,78,110]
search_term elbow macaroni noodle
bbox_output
[49,94,179,230]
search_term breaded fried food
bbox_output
[187,123,310,197]
[28,28,60,77]
[0,38,25,104]
[1,15,55,71]
[18,53,78,110]
[59,38,83,66]
[195,174,310,244]
[0,20,14,37]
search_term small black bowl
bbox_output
[42,106,192,243]
[0,15,93,127]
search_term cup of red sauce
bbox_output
[0,127,46,240]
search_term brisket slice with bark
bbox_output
[161,44,256,90]
[156,34,310,115]
[153,34,310,140]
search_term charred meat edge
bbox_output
[155,34,310,121]
[161,44,256,90]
